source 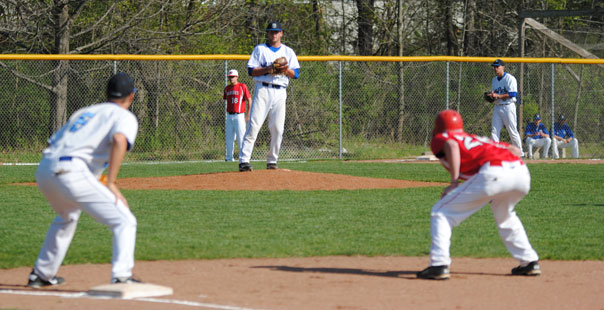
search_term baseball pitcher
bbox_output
[238,21,300,172]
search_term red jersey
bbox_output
[223,82,251,113]
[431,131,520,179]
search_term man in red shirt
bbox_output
[223,69,251,162]
[417,110,540,280]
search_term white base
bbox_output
[416,154,438,161]
[88,283,173,299]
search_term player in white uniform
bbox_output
[417,110,540,280]
[27,72,140,287]
[490,59,524,157]
[552,114,579,158]
[238,21,300,171]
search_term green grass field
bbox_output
[1,161,602,269]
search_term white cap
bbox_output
[227,69,238,77]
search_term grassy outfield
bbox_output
[0,161,602,269]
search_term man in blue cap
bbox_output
[239,21,300,172]
[489,59,524,157]
[524,113,551,159]
[552,114,579,158]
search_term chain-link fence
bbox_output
[1,56,603,163]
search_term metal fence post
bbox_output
[446,61,450,109]
[113,61,117,74]
[339,61,343,159]
[551,63,555,156]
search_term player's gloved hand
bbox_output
[271,57,289,75]
[484,91,496,103]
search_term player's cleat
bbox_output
[416,265,450,280]
[111,276,142,284]
[511,261,541,276]
[27,270,65,288]
[239,162,253,172]
[267,163,278,170]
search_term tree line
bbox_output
[0,0,602,157]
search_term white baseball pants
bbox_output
[491,103,523,154]
[553,138,579,159]
[225,113,246,161]
[429,161,539,267]
[34,157,137,281]
[526,137,552,159]
[240,83,287,164]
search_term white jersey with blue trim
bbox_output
[43,102,138,175]
[247,43,300,87]
[491,72,517,104]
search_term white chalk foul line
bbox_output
[0,289,266,310]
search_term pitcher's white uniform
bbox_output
[34,102,138,282]
[240,43,300,165]
[429,132,539,267]
[491,72,523,153]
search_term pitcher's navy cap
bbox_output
[534,114,541,121]
[491,59,505,67]
[559,114,566,121]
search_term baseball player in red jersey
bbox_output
[223,69,251,162]
[417,110,540,280]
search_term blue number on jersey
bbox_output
[69,112,96,132]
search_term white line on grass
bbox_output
[0,289,267,310]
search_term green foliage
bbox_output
[1,161,602,269]
[522,100,540,120]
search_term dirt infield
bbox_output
[1,257,603,310]
[5,166,603,309]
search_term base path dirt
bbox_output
[1,257,603,310]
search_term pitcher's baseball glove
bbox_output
[271,57,288,75]
[483,91,495,103]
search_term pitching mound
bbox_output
[115,169,445,191]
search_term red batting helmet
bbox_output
[433,110,464,136]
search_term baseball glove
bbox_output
[483,91,495,103]
[271,57,288,75]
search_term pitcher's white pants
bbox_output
[553,138,579,159]
[429,161,539,267]
[225,113,246,161]
[34,157,137,281]
[491,103,523,155]
[240,83,287,164]
[526,137,552,159]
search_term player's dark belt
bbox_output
[262,82,283,89]
[227,112,243,115]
